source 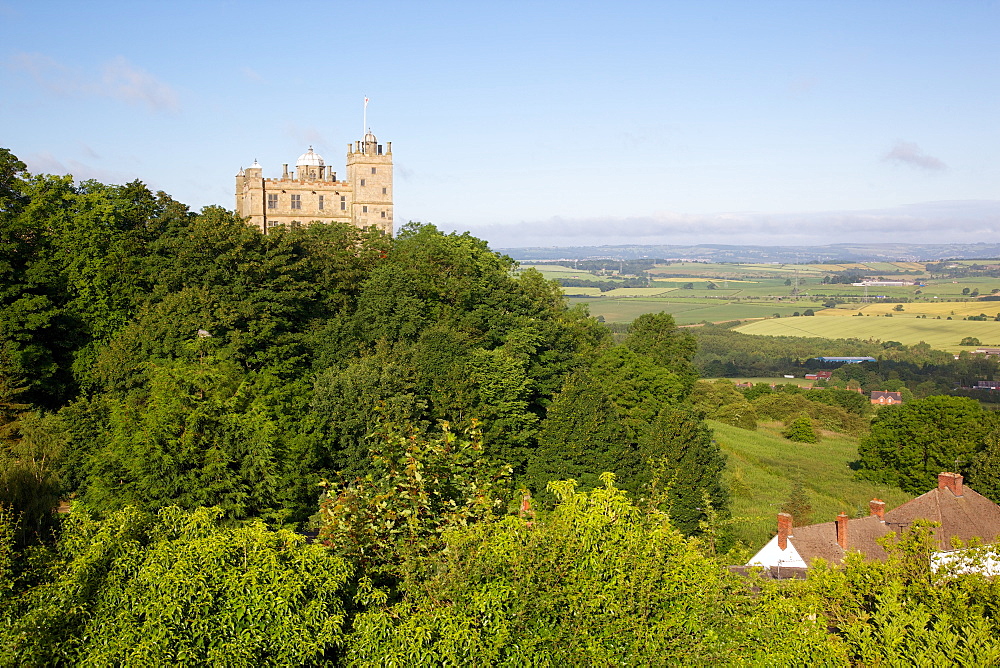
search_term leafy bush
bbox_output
[783,415,819,443]
[345,479,839,665]
[1,506,351,665]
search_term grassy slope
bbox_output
[709,419,912,549]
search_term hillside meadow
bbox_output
[711,419,913,549]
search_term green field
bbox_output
[735,316,1000,352]
[570,297,824,324]
[711,420,913,549]
[600,287,677,297]
[705,377,819,387]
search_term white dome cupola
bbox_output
[296,147,324,167]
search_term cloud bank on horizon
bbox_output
[456,200,1000,249]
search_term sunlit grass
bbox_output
[735,316,1000,352]
[710,419,913,550]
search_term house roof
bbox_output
[789,515,890,564]
[750,473,1000,569]
[871,391,902,400]
[883,485,1000,550]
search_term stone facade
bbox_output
[235,132,393,235]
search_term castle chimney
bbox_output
[777,512,792,550]
[836,512,849,549]
[938,472,964,496]
[869,498,885,520]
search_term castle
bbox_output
[235,131,393,235]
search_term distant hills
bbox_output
[498,242,1000,264]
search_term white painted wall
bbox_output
[746,535,808,568]
[932,548,1000,576]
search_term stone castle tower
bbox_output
[235,131,393,235]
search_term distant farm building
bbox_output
[804,371,833,381]
[851,281,915,287]
[975,381,1000,390]
[870,390,903,405]
[811,356,876,364]
[973,348,1000,357]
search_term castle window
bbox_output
[267,194,278,209]
[340,196,346,210]
[360,179,365,186]
[381,211,386,218]
[371,167,376,174]
[291,194,301,210]
[362,206,368,213]
[318,195,324,210]
[382,187,387,194]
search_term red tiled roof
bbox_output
[787,480,1000,565]
[789,515,890,564]
[883,485,1000,551]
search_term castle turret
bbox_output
[235,160,266,233]
[347,130,393,235]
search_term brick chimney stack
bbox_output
[836,512,849,549]
[938,472,964,497]
[869,498,885,520]
[777,512,792,550]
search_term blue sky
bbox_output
[2,0,998,247]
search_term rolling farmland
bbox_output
[735,314,1000,351]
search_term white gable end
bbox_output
[747,535,808,569]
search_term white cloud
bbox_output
[22,151,132,184]
[883,140,946,171]
[7,52,179,113]
[100,56,179,113]
[241,67,263,82]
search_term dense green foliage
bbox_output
[344,479,837,665]
[0,506,351,666]
[783,415,819,443]
[857,395,994,493]
[6,148,1000,663]
[693,323,1000,397]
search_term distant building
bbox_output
[870,390,903,405]
[973,348,1000,357]
[811,356,876,364]
[745,473,1000,576]
[975,380,1000,390]
[850,281,915,286]
[804,371,833,381]
[236,132,393,235]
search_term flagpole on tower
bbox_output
[363,96,369,151]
